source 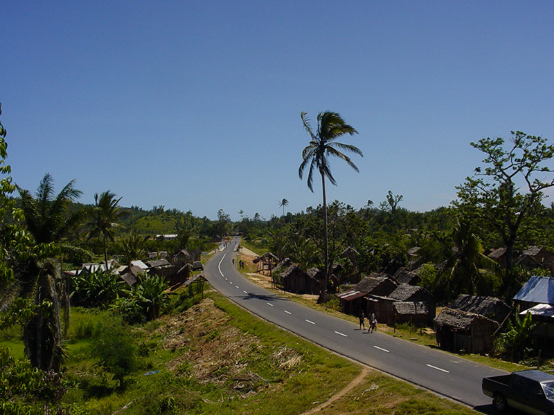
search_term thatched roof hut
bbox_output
[279,265,319,295]
[449,294,511,324]
[434,308,499,353]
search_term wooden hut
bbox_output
[449,294,511,325]
[279,265,319,295]
[253,252,280,275]
[338,275,397,317]
[371,284,436,325]
[434,308,499,354]
[392,301,429,326]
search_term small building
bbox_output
[369,284,435,325]
[337,275,397,317]
[513,276,554,311]
[487,248,509,269]
[391,301,429,326]
[173,249,191,268]
[516,247,554,274]
[449,294,511,325]
[253,252,280,275]
[434,308,499,354]
[393,267,419,286]
[514,276,554,342]
[279,265,320,295]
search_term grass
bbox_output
[1,284,477,414]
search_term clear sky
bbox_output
[2,1,553,221]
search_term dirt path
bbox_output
[303,367,370,415]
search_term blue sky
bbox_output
[2,1,553,221]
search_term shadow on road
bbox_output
[237,292,289,302]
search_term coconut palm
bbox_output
[279,198,289,216]
[444,217,500,297]
[298,111,362,298]
[87,191,128,270]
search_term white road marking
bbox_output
[373,346,390,353]
[335,331,348,337]
[218,254,226,276]
[426,364,449,373]
[284,310,291,315]
[243,290,248,294]
[235,285,239,289]
[305,320,315,325]
[267,302,274,307]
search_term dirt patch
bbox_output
[303,367,371,415]
[154,298,302,397]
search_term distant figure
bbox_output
[232,259,235,265]
[370,316,377,333]
[359,310,365,330]
[369,312,376,333]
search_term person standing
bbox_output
[359,310,365,330]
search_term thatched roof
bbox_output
[120,272,137,286]
[434,308,499,331]
[253,252,279,264]
[353,275,397,294]
[280,264,306,279]
[449,295,510,316]
[393,268,418,285]
[393,301,428,316]
[389,283,433,302]
[488,247,507,259]
[147,259,171,268]
[307,268,323,279]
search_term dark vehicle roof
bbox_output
[515,370,554,383]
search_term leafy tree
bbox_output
[87,191,128,270]
[454,131,554,299]
[90,316,137,388]
[298,111,362,299]
[133,273,170,320]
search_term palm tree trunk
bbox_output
[321,171,328,301]
[103,234,109,271]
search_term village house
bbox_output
[369,283,436,325]
[449,294,511,325]
[278,264,320,295]
[253,252,280,275]
[515,246,554,274]
[337,274,397,317]
[514,275,554,341]
[434,308,499,354]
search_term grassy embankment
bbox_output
[1,284,475,414]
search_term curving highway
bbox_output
[204,237,507,413]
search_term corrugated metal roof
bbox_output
[513,276,554,304]
[520,303,554,318]
[337,290,366,301]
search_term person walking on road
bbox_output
[359,310,365,330]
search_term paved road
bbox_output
[204,238,507,413]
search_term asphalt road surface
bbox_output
[204,237,508,413]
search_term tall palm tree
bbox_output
[87,191,128,270]
[16,173,87,371]
[298,111,362,298]
[279,198,289,216]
